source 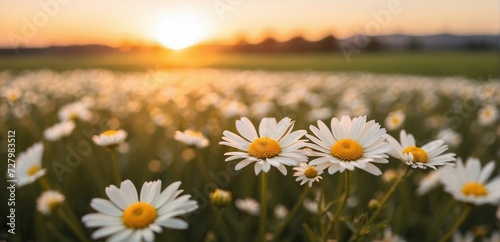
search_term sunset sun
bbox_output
[155,11,208,50]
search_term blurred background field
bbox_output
[0,50,498,79]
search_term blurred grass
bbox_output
[0,50,498,79]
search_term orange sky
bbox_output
[1,0,498,49]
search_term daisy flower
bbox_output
[220,117,307,175]
[293,163,324,187]
[93,129,128,148]
[384,110,406,131]
[416,170,440,196]
[43,120,76,141]
[274,204,288,219]
[3,87,21,104]
[82,180,198,242]
[58,101,92,121]
[478,104,498,126]
[306,115,390,176]
[437,128,462,148]
[174,130,209,148]
[438,157,500,205]
[14,142,46,187]
[37,190,65,215]
[385,130,456,170]
[235,198,260,216]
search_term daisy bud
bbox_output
[368,199,381,211]
[210,189,232,208]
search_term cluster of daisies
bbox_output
[15,115,199,242]
[219,115,500,240]
[220,116,461,180]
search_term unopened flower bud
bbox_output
[368,199,380,211]
[210,189,232,208]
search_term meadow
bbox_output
[0,51,498,79]
[0,66,499,242]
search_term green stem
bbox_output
[195,148,212,182]
[39,176,52,190]
[366,167,409,225]
[323,171,350,240]
[215,208,231,242]
[109,149,121,185]
[257,172,268,242]
[57,208,91,242]
[438,204,473,242]
[353,166,410,241]
[273,186,311,240]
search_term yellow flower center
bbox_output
[48,199,60,213]
[122,202,157,229]
[69,112,78,120]
[248,137,282,159]
[186,130,203,137]
[402,146,429,163]
[102,130,117,137]
[462,182,488,197]
[8,93,19,101]
[304,167,318,178]
[330,139,363,161]
[391,117,400,124]
[28,165,40,176]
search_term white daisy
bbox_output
[14,142,46,187]
[293,163,324,187]
[478,104,498,126]
[58,101,92,121]
[235,198,259,216]
[384,110,406,131]
[438,157,500,205]
[416,170,441,196]
[384,130,456,170]
[82,180,198,242]
[37,190,65,215]
[306,115,390,176]
[220,117,307,175]
[437,128,462,148]
[93,129,128,148]
[43,120,76,141]
[174,130,209,148]
[3,87,21,104]
[303,198,318,214]
[274,204,288,219]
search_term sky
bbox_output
[0,0,498,49]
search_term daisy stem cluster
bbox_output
[257,172,268,242]
[353,166,410,241]
[272,186,311,240]
[438,204,473,242]
[324,171,350,240]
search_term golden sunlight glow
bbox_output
[155,11,208,50]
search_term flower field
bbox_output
[1,68,499,242]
